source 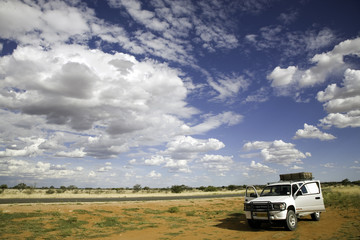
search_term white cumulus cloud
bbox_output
[268,66,298,87]
[267,37,360,96]
[198,154,234,173]
[147,170,161,178]
[242,140,309,166]
[318,69,360,128]
[293,124,336,141]
[249,161,276,173]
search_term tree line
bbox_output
[1,179,359,194]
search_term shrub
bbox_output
[67,185,78,190]
[56,189,65,194]
[46,189,55,194]
[186,211,196,216]
[133,184,142,192]
[171,185,184,193]
[204,186,218,192]
[168,207,180,213]
[14,183,27,191]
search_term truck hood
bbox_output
[251,196,289,203]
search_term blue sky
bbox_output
[0,0,359,188]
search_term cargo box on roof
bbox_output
[280,172,313,181]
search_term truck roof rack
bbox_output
[267,179,313,185]
[279,172,313,181]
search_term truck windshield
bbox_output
[260,185,291,196]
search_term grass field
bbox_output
[322,185,360,208]
[0,186,359,239]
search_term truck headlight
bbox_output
[244,203,252,211]
[273,203,286,211]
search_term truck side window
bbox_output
[300,185,308,194]
[306,182,320,194]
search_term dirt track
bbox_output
[1,197,359,239]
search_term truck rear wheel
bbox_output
[311,212,320,221]
[284,210,297,231]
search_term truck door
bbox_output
[294,181,325,212]
[245,186,259,202]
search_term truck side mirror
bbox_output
[250,193,257,198]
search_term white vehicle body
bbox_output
[244,180,325,231]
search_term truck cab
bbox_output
[244,175,325,231]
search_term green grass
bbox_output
[56,216,88,237]
[164,230,184,237]
[168,207,180,213]
[73,209,93,214]
[95,217,121,227]
[0,211,44,221]
[95,209,113,213]
[144,208,165,214]
[123,207,140,212]
[186,210,196,216]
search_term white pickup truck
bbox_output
[244,173,325,231]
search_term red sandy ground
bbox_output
[1,197,359,239]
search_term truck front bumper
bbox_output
[245,210,287,221]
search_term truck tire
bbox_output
[311,212,320,221]
[247,219,261,229]
[284,210,297,231]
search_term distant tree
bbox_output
[341,178,351,186]
[171,185,184,193]
[204,186,218,192]
[143,186,150,191]
[67,185,78,190]
[171,185,191,193]
[353,180,360,186]
[227,185,237,191]
[133,184,142,192]
[0,184,8,189]
[14,183,27,191]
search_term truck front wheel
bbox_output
[284,210,297,231]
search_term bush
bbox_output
[168,207,180,213]
[67,185,78,190]
[46,189,55,194]
[56,189,65,194]
[133,184,142,192]
[13,183,27,191]
[171,185,190,193]
[186,211,196,216]
[204,186,218,192]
